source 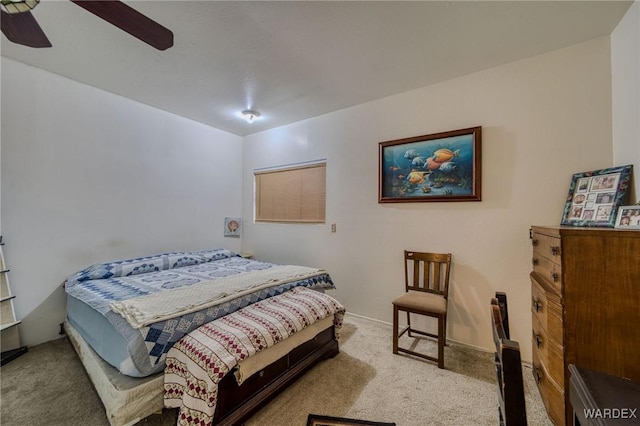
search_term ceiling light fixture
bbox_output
[1,0,39,14]
[241,109,260,124]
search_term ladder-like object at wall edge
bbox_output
[0,236,28,364]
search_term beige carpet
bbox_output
[0,314,551,426]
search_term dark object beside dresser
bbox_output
[569,364,640,426]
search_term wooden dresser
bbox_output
[529,226,640,425]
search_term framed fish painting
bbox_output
[560,164,633,227]
[378,126,482,203]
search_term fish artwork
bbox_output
[404,149,420,160]
[425,157,441,171]
[411,156,426,167]
[431,148,460,163]
[439,162,456,172]
[407,171,427,184]
[382,132,477,199]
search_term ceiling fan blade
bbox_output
[70,0,173,50]
[1,10,51,48]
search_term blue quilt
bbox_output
[65,249,335,376]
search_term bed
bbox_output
[64,249,342,425]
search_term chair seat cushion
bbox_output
[393,291,447,314]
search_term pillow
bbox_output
[66,249,238,287]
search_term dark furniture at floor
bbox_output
[492,292,527,426]
[307,414,397,426]
[569,364,640,426]
[392,250,452,368]
[529,226,640,425]
[215,325,339,425]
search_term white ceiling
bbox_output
[1,1,633,136]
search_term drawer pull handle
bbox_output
[534,367,543,384]
[532,238,539,247]
[534,333,543,348]
[532,258,539,266]
[551,272,559,283]
[550,246,561,256]
[532,298,542,313]
[259,370,265,378]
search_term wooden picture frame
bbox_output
[614,205,640,229]
[378,126,481,203]
[560,164,633,227]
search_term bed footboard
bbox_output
[215,325,339,425]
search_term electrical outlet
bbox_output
[331,223,336,233]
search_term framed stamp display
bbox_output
[560,165,633,227]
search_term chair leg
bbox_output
[406,311,412,337]
[392,305,399,354]
[437,316,445,369]
[443,313,447,345]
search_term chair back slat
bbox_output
[491,296,527,426]
[494,292,510,339]
[404,251,451,298]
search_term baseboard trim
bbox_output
[344,312,493,355]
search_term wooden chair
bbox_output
[491,292,527,426]
[392,250,452,368]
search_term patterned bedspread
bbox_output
[164,287,345,426]
[65,249,336,376]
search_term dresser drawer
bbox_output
[533,349,566,425]
[531,274,563,335]
[531,276,551,330]
[531,231,562,263]
[532,315,565,388]
[532,314,550,352]
[546,300,563,347]
[532,254,563,294]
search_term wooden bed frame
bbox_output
[65,319,339,426]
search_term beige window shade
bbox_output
[255,162,326,223]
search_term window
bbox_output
[255,161,326,223]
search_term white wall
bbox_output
[242,37,616,361]
[1,58,244,346]
[3,7,639,355]
[612,0,640,203]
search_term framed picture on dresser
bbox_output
[614,205,640,229]
[560,164,633,227]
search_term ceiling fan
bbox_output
[0,0,173,50]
